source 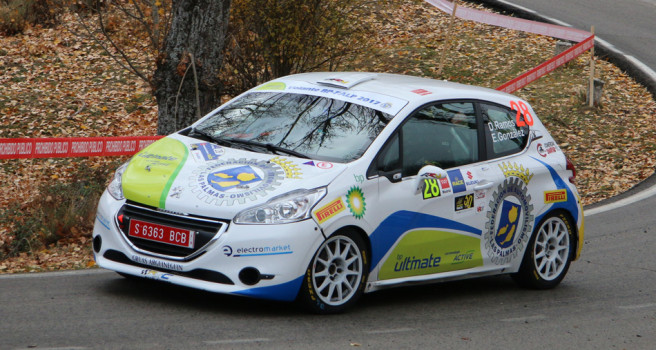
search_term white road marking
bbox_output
[364,328,415,334]
[585,183,656,216]
[500,315,547,322]
[203,338,271,345]
[618,303,656,310]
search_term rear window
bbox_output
[482,103,529,158]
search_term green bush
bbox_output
[0,1,28,35]
[0,160,119,259]
[223,0,393,94]
[0,0,63,35]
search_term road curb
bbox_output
[470,0,656,209]
[471,0,656,99]
[0,268,111,279]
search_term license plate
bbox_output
[128,219,194,248]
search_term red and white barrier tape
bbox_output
[424,0,595,94]
[497,34,595,93]
[424,0,591,42]
[0,136,163,159]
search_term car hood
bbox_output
[121,134,347,219]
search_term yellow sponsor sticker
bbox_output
[544,189,567,204]
[314,198,346,224]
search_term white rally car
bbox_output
[93,72,584,313]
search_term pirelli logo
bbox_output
[544,189,567,204]
[314,198,346,224]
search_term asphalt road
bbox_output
[486,0,656,69]
[1,200,655,349]
[2,1,656,349]
[479,0,656,92]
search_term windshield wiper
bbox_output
[224,138,310,159]
[264,143,310,159]
[189,127,227,145]
[189,129,310,158]
[189,129,261,152]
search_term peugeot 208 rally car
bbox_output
[93,72,584,313]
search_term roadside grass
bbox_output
[1,0,655,271]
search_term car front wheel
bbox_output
[298,230,369,314]
[512,212,574,289]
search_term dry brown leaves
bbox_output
[1,0,655,273]
[351,0,656,205]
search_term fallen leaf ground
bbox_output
[1,0,655,273]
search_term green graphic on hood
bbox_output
[379,230,482,280]
[255,82,286,91]
[122,137,188,208]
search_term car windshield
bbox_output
[194,92,394,162]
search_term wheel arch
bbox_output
[533,207,579,259]
[330,225,372,264]
[297,224,372,313]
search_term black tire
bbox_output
[297,230,369,314]
[512,211,575,289]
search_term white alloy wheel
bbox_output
[533,216,570,280]
[312,235,363,305]
[298,230,368,314]
[512,212,574,289]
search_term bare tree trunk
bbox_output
[153,0,231,135]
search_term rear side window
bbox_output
[482,103,529,158]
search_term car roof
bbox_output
[274,72,518,108]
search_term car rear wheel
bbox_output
[298,230,369,314]
[512,212,574,289]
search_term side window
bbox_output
[482,103,529,158]
[379,133,400,173]
[401,102,478,176]
[368,132,400,179]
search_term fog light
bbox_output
[239,267,261,286]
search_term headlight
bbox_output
[234,187,327,224]
[107,162,129,200]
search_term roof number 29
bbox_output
[510,100,534,127]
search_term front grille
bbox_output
[117,201,228,260]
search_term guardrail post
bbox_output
[588,26,596,107]
[587,78,605,106]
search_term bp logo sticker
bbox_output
[484,177,534,264]
[346,186,366,219]
[188,158,283,206]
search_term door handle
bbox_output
[473,180,494,191]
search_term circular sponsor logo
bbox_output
[346,186,366,219]
[316,161,333,169]
[537,143,548,157]
[484,177,534,265]
[188,158,283,206]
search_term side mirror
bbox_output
[415,165,448,195]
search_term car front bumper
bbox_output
[92,190,324,301]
